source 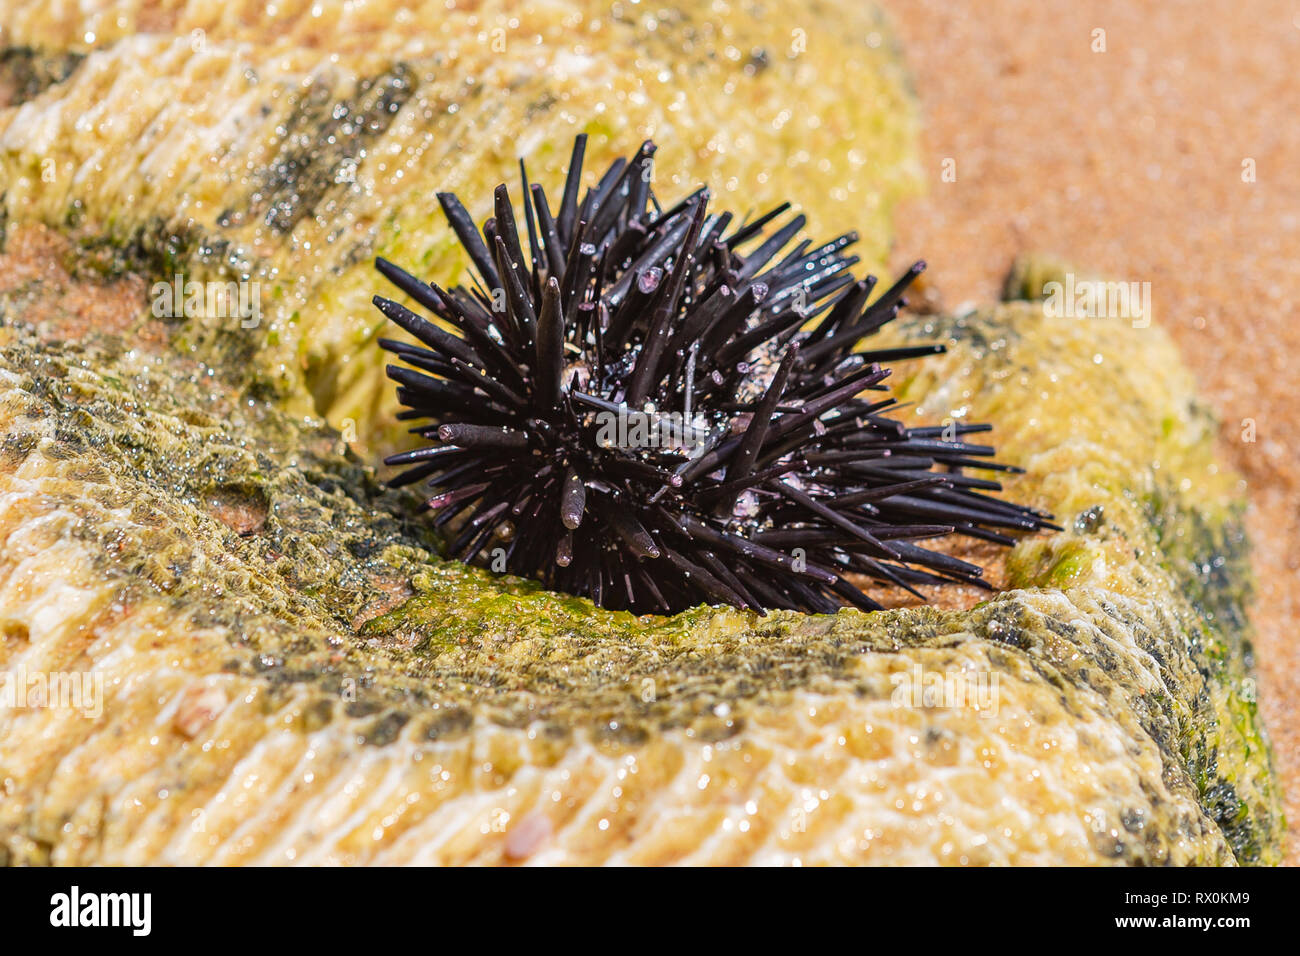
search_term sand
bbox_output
[884,0,1300,863]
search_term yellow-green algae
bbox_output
[0,243,1283,862]
[889,280,1278,862]
[0,3,1282,865]
[0,0,920,456]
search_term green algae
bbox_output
[0,4,1282,865]
[0,245,1282,859]
[0,0,922,450]
[0,47,83,106]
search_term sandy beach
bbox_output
[886,0,1300,862]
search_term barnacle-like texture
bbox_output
[377,138,1053,613]
[0,0,1281,866]
[0,0,920,449]
[0,259,1282,864]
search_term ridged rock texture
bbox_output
[0,0,920,450]
[0,1,1284,864]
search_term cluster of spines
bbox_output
[374,135,1055,614]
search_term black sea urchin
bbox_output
[373,135,1055,615]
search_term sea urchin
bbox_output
[373,135,1054,615]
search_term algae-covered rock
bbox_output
[0,0,920,453]
[0,244,1282,863]
[0,2,1283,865]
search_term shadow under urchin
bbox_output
[373,134,1055,615]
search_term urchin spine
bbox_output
[375,135,1055,614]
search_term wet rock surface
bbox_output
[0,261,1281,863]
[0,1,1282,864]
